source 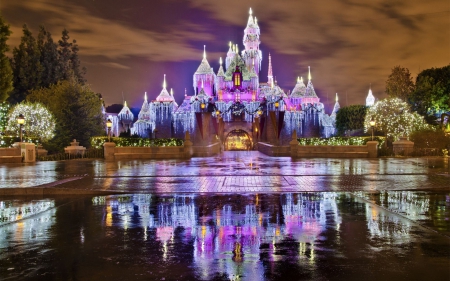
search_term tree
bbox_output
[58,29,85,84]
[27,78,104,152]
[364,98,431,141]
[0,15,13,101]
[385,66,414,101]
[38,25,62,88]
[6,102,56,141]
[409,64,450,124]
[0,102,10,132]
[335,105,368,136]
[9,25,43,103]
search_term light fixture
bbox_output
[201,103,206,109]
[106,119,112,142]
[370,119,376,141]
[274,101,279,109]
[17,114,25,142]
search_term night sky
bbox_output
[2,0,449,113]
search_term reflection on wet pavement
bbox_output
[1,192,449,280]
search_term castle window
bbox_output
[234,74,241,86]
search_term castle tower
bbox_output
[225,42,235,70]
[331,93,340,115]
[242,8,262,76]
[193,45,216,97]
[366,85,375,106]
[267,54,274,87]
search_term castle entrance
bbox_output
[224,129,252,151]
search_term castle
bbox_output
[104,9,374,150]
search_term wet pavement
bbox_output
[0,152,449,280]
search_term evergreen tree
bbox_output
[38,25,61,87]
[9,25,43,103]
[335,105,368,136]
[0,15,13,102]
[410,64,450,124]
[27,77,104,152]
[385,66,415,102]
[58,29,85,84]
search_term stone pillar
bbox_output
[104,142,116,161]
[21,143,36,163]
[290,130,298,158]
[366,141,378,158]
[184,131,193,158]
[393,137,414,156]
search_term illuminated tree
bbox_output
[0,15,13,102]
[364,98,431,141]
[385,66,414,101]
[0,102,10,132]
[6,102,56,141]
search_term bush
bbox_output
[90,136,183,149]
[297,136,385,148]
[409,129,450,149]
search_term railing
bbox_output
[38,148,104,161]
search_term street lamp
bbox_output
[106,119,112,142]
[369,119,376,141]
[17,114,25,142]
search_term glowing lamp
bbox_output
[274,101,279,109]
[17,114,25,142]
[201,103,206,109]
[216,110,221,116]
[257,110,262,116]
[106,118,112,142]
[369,119,376,141]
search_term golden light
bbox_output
[216,110,220,115]
[257,110,262,115]
[200,103,206,109]
[274,101,279,108]
[369,119,376,127]
[106,119,112,128]
[17,114,25,125]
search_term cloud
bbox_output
[100,62,131,70]
[2,0,212,61]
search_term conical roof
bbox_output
[155,75,175,102]
[138,92,151,121]
[118,101,134,121]
[291,77,307,97]
[195,45,214,75]
[366,88,375,106]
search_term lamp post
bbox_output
[369,119,376,141]
[17,114,25,142]
[106,119,112,142]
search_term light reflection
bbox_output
[92,192,343,280]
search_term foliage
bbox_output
[410,64,450,124]
[0,136,40,148]
[37,25,62,88]
[90,137,184,149]
[364,98,431,141]
[385,66,414,101]
[27,79,104,152]
[409,128,450,150]
[0,15,13,102]
[335,105,368,136]
[297,136,385,148]
[58,29,86,84]
[9,25,43,104]
[6,102,56,141]
[0,102,10,132]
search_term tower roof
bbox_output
[291,77,307,97]
[366,87,375,106]
[156,74,175,102]
[217,57,225,77]
[118,101,134,121]
[305,67,318,98]
[195,45,214,75]
[332,93,340,115]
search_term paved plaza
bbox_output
[0,152,449,281]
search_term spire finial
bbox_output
[170,88,174,96]
[249,7,253,15]
[185,88,187,97]
[203,45,206,59]
[235,44,239,53]
[144,91,147,101]
[308,66,311,81]
[301,77,303,83]
[124,100,128,107]
[220,57,222,65]
[335,93,338,102]
[163,74,167,89]
[297,76,300,83]
[255,17,258,25]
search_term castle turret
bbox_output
[267,54,274,87]
[331,93,340,115]
[193,45,216,97]
[366,86,375,106]
[242,8,262,75]
[225,42,235,70]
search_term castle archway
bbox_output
[224,129,253,151]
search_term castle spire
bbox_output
[268,53,274,87]
[144,91,147,101]
[170,88,174,97]
[203,45,206,59]
[247,7,254,25]
[335,92,338,102]
[308,66,312,81]
[163,74,167,89]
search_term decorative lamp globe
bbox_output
[17,114,25,125]
[106,119,112,128]
[369,119,376,127]
[274,101,279,108]
[201,103,206,109]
